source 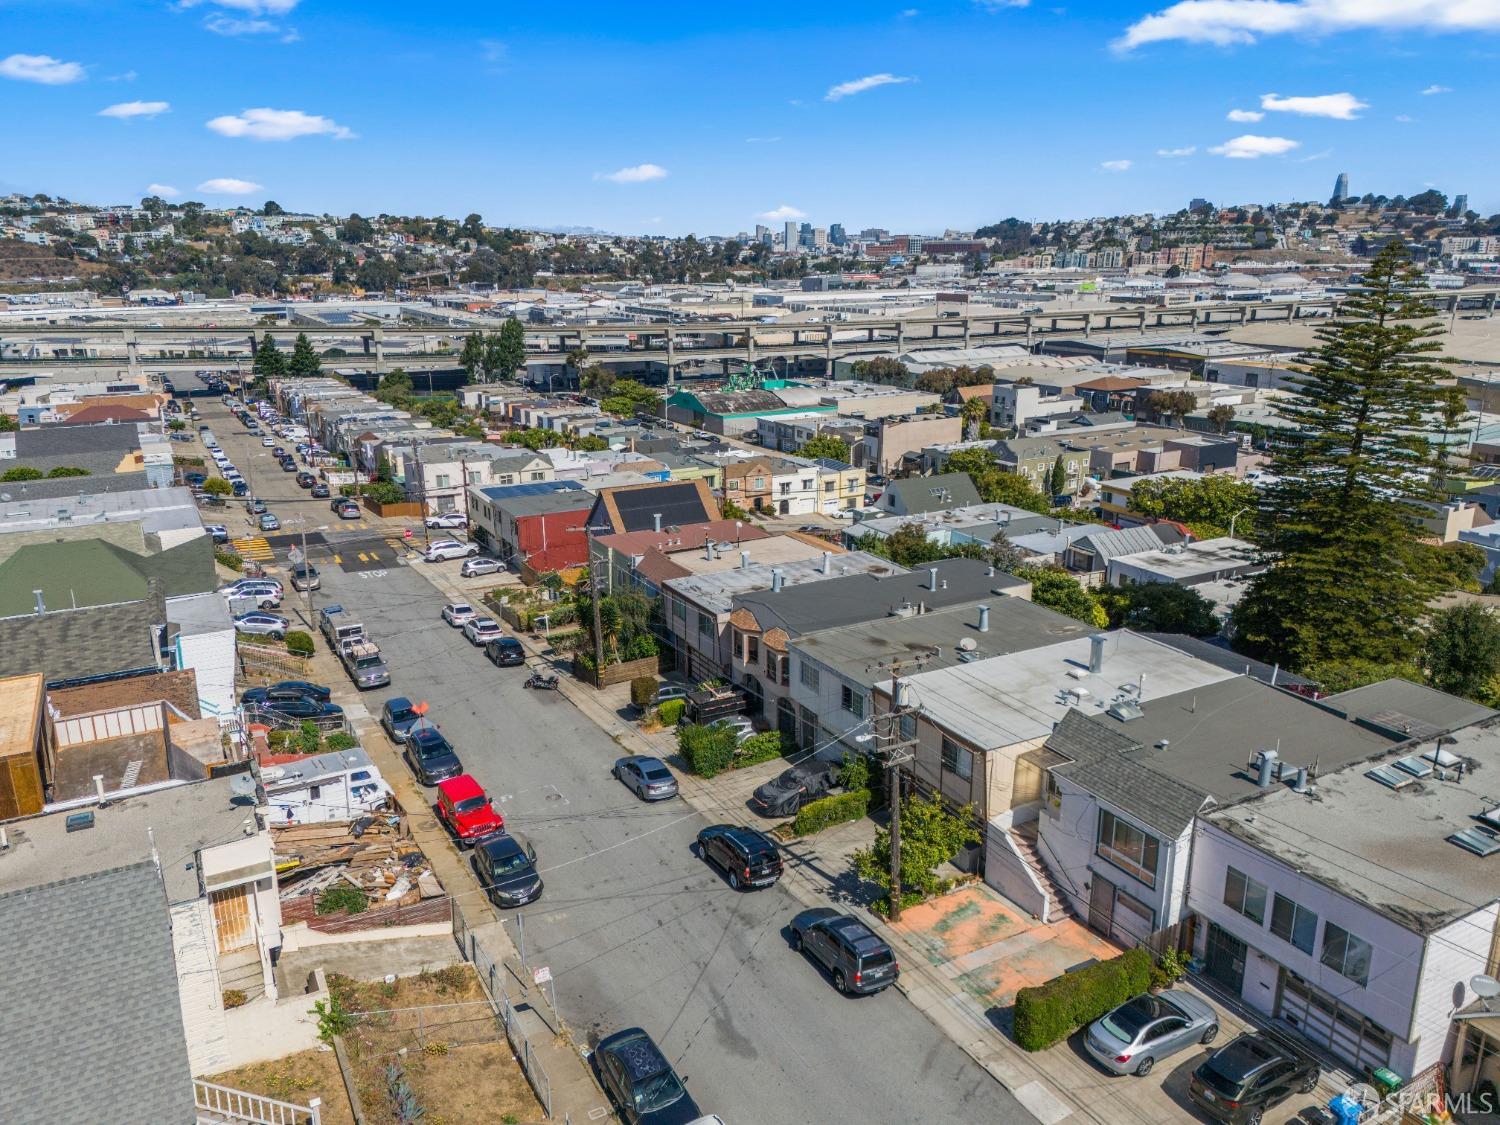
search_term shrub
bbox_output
[215,549,244,572]
[222,988,249,1009]
[284,630,314,656]
[791,789,870,837]
[324,731,358,752]
[1012,946,1154,1051]
[838,751,872,793]
[266,730,292,749]
[656,698,686,726]
[630,676,658,709]
[735,731,788,767]
[316,884,369,916]
[296,720,321,755]
[677,723,737,778]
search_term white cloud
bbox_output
[197,177,263,194]
[1394,113,1413,122]
[1210,134,1300,159]
[1227,108,1264,122]
[205,15,279,35]
[594,163,669,184]
[757,205,807,221]
[1421,84,1452,95]
[106,70,138,82]
[147,183,181,197]
[1117,0,1500,51]
[1101,159,1132,171]
[207,108,355,141]
[899,7,920,16]
[1157,145,1196,157]
[99,100,170,119]
[976,0,1031,7]
[1259,91,1367,119]
[825,73,914,101]
[0,54,86,85]
[745,136,782,144]
[179,0,300,13]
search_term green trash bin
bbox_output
[1371,1067,1404,1099]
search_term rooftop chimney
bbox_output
[1088,634,1106,674]
[93,774,106,804]
[822,551,832,575]
[740,549,750,569]
[771,567,784,593]
[978,605,990,632]
[33,589,45,615]
[928,566,939,590]
[653,513,662,532]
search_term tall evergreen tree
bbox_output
[253,334,287,379]
[496,317,527,381]
[1232,241,1451,669]
[1048,455,1067,497]
[459,332,484,380]
[288,332,321,377]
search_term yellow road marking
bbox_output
[357,552,369,562]
[332,554,342,565]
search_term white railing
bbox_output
[193,1079,321,1125]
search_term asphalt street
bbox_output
[201,390,1038,1125]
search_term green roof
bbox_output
[0,536,215,617]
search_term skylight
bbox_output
[1392,755,1433,779]
[1449,826,1500,858]
[1366,765,1414,790]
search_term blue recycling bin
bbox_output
[1328,1092,1364,1125]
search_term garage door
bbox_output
[1277,970,1393,1073]
[1088,876,1156,948]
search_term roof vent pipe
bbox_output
[1255,749,1279,788]
[653,513,662,532]
[822,551,832,575]
[771,567,784,593]
[1088,634,1106,674]
[928,566,939,590]
[93,774,106,804]
[740,550,750,569]
[978,605,990,633]
[1292,765,1310,794]
[33,589,45,615]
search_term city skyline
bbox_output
[1,0,1496,234]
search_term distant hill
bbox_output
[0,239,106,284]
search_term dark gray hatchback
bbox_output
[789,908,899,995]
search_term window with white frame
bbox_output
[800,662,819,690]
[1223,866,1268,925]
[841,685,864,717]
[1320,922,1372,987]
[1096,810,1160,887]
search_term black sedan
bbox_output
[472,832,543,908]
[241,680,331,706]
[249,698,343,723]
[751,763,837,817]
[405,725,462,786]
[592,1028,702,1125]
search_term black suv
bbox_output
[472,832,543,908]
[695,824,783,890]
[486,636,526,667]
[593,1027,703,1124]
[1188,1034,1320,1124]
[790,908,899,996]
[404,725,462,786]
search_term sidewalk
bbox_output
[303,599,608,1124]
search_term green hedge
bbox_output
[1012,946,1154,1051]
[285,630,314,656]
[656,698,685,726]
[734,731,788,767]
[630,676,658,709]
[677,723,737,778]
[791,789,870,836]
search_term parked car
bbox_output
[435,775,505,846]
[1188,1034,1320,1124]
[593,1028,702,1125]
[1085,990,1219,1077]
[258,513,281,532]
[310,483,330,499]
[485,637,526,667]
[231,480,249,497]
[789,908,899,996]
[183,471,208,487]
[462,616,504,645]
[205,525,230,544]
[426,511,468,530]
[471,831,543,908]
[426,539,479,562]
[750,763,836,817]
[441,602,478,627]
[404,725,462,786]
[252,697,344,723]
[380,696,425,743]
[246,498,267,516]
[707,716,755,744]
[695,824,782,889]
[651,683,690,707]
[261,436,275,447]
[280,459,298,472]
[296,471,316,489]
[219,579,283,607]
[233,612,289,639]
[613,755,679,801]
[241,680,331,706]
[460,555,505,578]
[335,500,360,519]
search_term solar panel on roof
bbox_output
[1450,826,1500,857]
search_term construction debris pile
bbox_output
[273,815,444,910]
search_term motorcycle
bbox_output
[524,671,560,691]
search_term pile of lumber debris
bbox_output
[273,816,443,907]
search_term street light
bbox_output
[1227,506,1253,541]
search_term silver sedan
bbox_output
[1084,989,1219,1077]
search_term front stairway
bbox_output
[1010,821,1079,925]
[194,1079,320,1124]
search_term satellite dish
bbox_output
[957,637,978,652]
[228,773,259,799]
[1471,975,1500,1000]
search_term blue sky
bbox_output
[2,0,1497,234]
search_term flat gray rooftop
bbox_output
[1318,677,1498,739]
[1207,720,1500,932]
[0,775,251,903]
[665,550,898,614]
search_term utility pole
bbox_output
[874,657,924,923]
[299,525,315,625]
[413,443,431,550]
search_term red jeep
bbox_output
[435,775,504,845]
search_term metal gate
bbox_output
[1205,923,1247,993]
[210,884,255,954]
